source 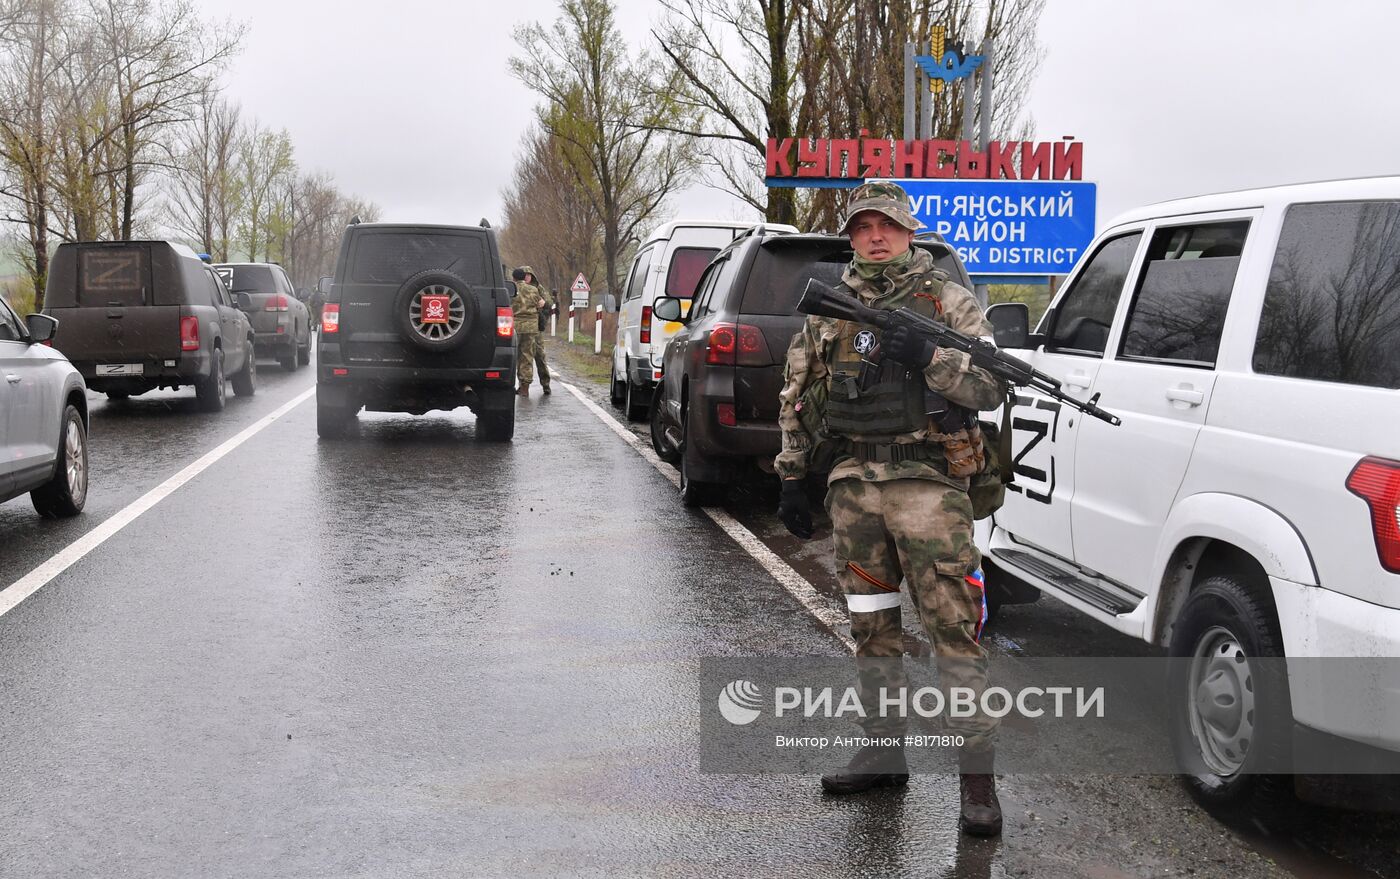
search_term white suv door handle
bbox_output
[1065,371,1091,390]
[5,374,19,384]
[1165,385,1204,406]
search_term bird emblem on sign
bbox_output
[915,26,984,94]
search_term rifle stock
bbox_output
[797,278,1121,426]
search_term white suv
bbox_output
[980,177,1400,811]
[609,220,796,421]
[0,299,89,517]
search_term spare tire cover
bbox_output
[392,269,478,352]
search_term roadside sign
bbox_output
[571,273,591,309]
[892,179,1096,276]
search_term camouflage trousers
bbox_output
[826,477,996,754]
[517,332,548,387]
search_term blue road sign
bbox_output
[891,179,1097,276]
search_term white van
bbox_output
[609,220,797,420]
[980,177,1400,811]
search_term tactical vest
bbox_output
[824,271,949,440]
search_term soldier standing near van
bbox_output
[773,181,1006,836]
[511,267,550,396]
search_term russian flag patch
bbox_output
[966,568,988,642]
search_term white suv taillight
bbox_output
[321,303,340,334]
[1346,456,1400,574]
[496,307,514,338]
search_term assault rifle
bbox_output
[798,279,1122,426]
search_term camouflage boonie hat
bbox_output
[839,181,922,235]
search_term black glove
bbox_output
[778,479,814,540]
[883,324,937,370]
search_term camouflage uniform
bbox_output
[775,183,1005,754]
[512,268,547,390]
[532,282,556,388]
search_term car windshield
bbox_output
[215,265,276,293]
[350,232,490,285]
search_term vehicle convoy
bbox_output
[611,219,798,422]
[43,241,257,411]
[213,262,312,371]
[0,297,89,518]
[315,221,518,440]
[648,229,972,506]
[979,178,1400,811]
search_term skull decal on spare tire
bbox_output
[393,269,478,352]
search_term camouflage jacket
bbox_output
[512,281,545,334]
[774,247,1005,487]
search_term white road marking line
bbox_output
[0,386,316,619]
[555,379,855,652]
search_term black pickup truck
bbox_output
[44,241,257,411]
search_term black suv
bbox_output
[649,230,971,505]
[315,223,517,439]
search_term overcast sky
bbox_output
[197,0,1397,233]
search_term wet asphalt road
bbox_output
[2,343,1398,878]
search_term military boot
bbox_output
[518,385,529,397]
[820,743,908,795]
[958,747,1002,836]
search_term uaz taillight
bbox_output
[179,316,199,351]
[497,307,514,338]
[264,295,288,312]
[641,305,652,344]
[321,303,340,334]
[705,322,767,366]
[1347,456,1400,574]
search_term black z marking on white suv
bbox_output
[1008,397,1060,505]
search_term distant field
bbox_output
[2,273,35,315]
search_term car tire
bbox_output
[609,364,626,409]
[1168,572,1294,819]
[196,348,226,412]
[232,345,257,396]
[280,342,298,372]
[477,407,515,442]
[298,339,311,366]
[679,404,723,507]
[650,385,680,465]
[392,269,478,353]
[31,404,88,518]
[624,376,648,422]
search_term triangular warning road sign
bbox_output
[571,273,591,293]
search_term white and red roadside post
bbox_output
[594,304,603,354]
[567,308,575,342]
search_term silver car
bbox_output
[0,298,89,517]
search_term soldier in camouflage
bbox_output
[511,267,550,396]
[774,180,1005,836]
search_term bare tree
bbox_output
[511,0,695,295]
[166,87,241,259]
[0,0,74,307]
[654,0,1046,229]
[499,125,602,293]
[653,0,800,224]
[88,0,243,240]
[235,119,293,262]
